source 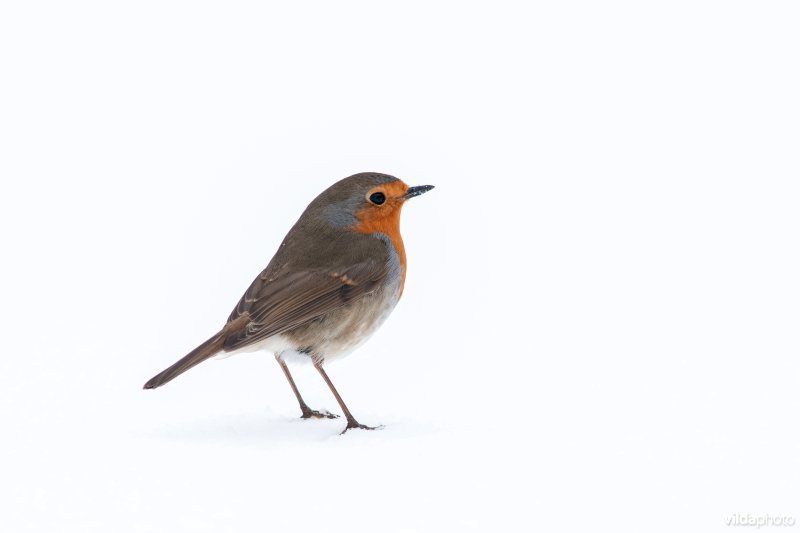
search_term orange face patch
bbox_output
[351,180,409,294]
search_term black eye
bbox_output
[369,192,386,205]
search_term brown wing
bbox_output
[222,259,389,352]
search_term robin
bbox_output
[144,172,434,433]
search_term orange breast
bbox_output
[351,181,408,295]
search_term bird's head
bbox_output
[310,172,434,233]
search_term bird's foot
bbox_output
[301,407,339,420]
[341,419,384,434]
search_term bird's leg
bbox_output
[275,355,338,419]
[314,362,382,433]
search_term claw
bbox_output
[301,408,339,420]
[340,421,384,434]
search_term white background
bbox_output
[1,1,798,532]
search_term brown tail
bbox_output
[143,314,250,390]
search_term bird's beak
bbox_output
[404,185,435,199]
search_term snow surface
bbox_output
[1,2,799,532]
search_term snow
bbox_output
[1,1,799,532]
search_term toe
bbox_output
[302,408,339,420]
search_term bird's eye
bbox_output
[369,192,386,205]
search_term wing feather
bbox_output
[222,259,388,352]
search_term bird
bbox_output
[143,172,434,433]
